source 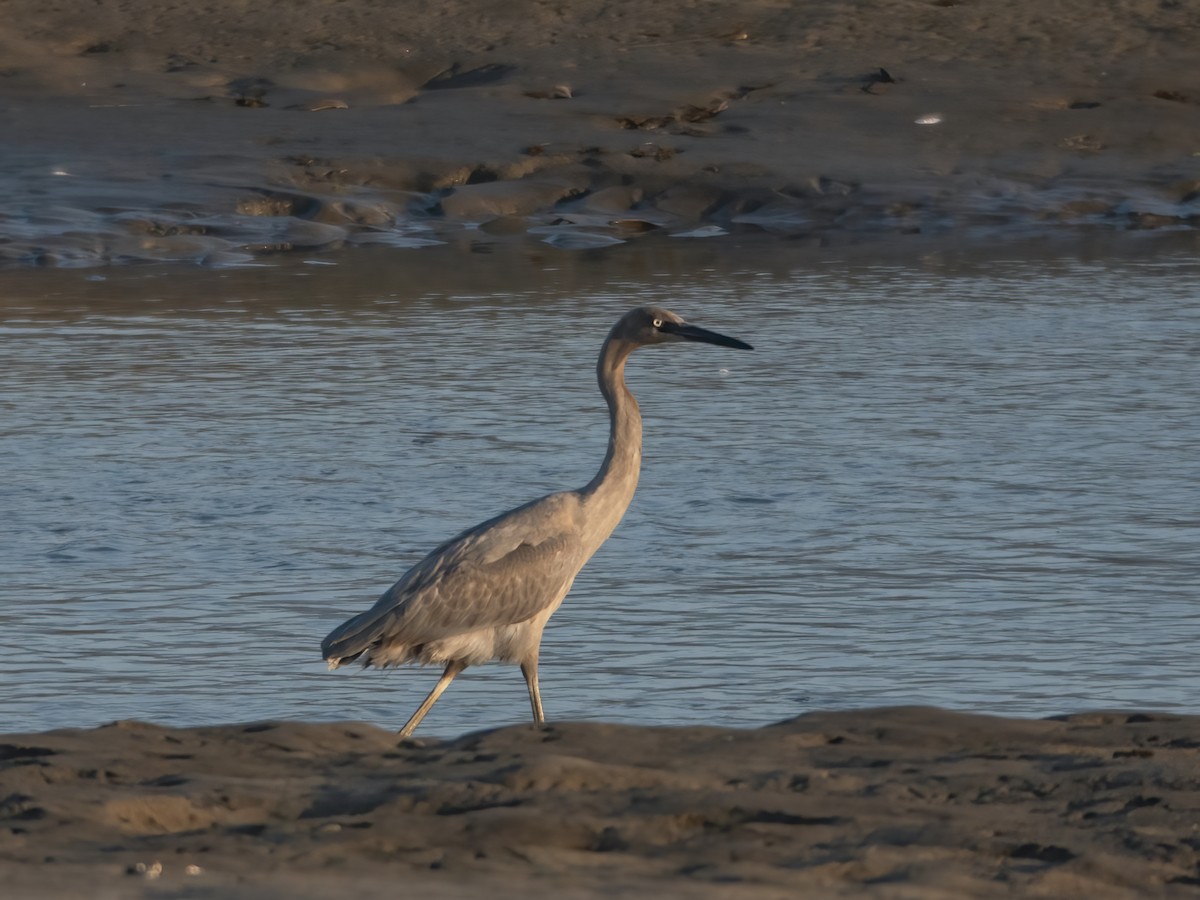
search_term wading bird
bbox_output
[321,306,752,736]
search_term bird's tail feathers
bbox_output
[321,608,389,666]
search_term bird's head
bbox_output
[615,306,753,350]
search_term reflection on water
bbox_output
[2,243,1198,734]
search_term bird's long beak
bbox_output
[662,321,754,350]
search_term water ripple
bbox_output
[1,255,1198,733]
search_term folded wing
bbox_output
[321,492,585,662]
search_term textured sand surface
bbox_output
[2,708,1199,898]
[1,0,1199,263]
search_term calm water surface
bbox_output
[2,246,1198,734]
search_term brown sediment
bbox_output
[1,0,1199,265]
[2,708,1198,898]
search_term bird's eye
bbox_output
[652,318,663,328]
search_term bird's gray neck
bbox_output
[579,335,642,548]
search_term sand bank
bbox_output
[1,0,1199,265]
[2,707,1198,898]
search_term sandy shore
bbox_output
[3,708,1199,898]
[2,0,1199,264]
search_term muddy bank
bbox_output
[2,707,1198,898]
[1,0,1199,265]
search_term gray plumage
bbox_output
[321,305,752,736]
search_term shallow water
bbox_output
[2,243,1198,735]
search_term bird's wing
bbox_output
[322,492,584,658]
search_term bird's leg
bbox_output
[520,657,545,727]
[398,660,465,737]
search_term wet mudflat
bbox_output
[3,0,1200,265]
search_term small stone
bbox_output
[1061,133,1105,153]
